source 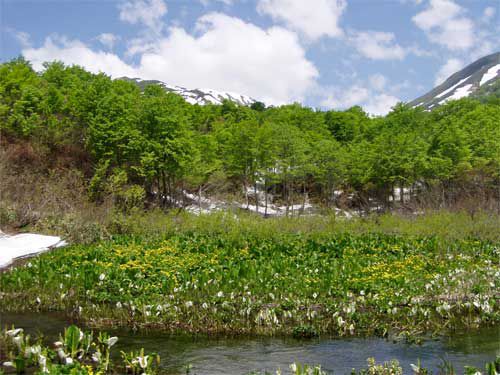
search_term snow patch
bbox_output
[446,84,473,100]
[435,75,471,99]
[479,64,500,86]
[440,84,473,104]
[0,232,67,268]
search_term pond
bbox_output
[1,312,498,374]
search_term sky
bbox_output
[1,0,499,115]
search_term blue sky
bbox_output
[1,0,499,114]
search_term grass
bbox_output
[1,230,498,338]
[91,209,500,243]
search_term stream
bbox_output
[1,312,498,374]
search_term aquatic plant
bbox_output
[0,233,498,338]
[0,325,159,375]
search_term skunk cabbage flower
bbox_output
[138,355,149,369]
[106,336,118,347]
[6,328,23,337]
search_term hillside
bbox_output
[409,52,500,110]
[120,77,258,106]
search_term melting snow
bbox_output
[446,84,473,100]
[479,64,500,86]
[0,232,66,268]
[435,75,471,99]
[440,84,473,104]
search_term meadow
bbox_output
[1,212,498,340]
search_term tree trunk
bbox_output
[161,171,167,207]
[254,180,259,213]
[284,172,289,217]
[198,186,202,214]
[264,178,268,216]
[302,180,306,214]
[244,178,249,209]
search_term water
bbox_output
[1,312,498,374]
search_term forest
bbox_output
[1,57,499,220]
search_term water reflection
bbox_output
[1,312,498,374]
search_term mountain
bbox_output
[121,77,258,106]
[409,52,500,110]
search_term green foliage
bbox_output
[1,232,498,336]
[292,325,319,339]
[0,59,499,213]
[0,326,159,375]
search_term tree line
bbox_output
[1,58,499,214]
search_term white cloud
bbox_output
[320,84,399,116]
[350,31,406,60]
[257,0,346,41]
[6,28,31,48]
[412,0,475,51]
[321,85,369,108]
[96,33,119,49]
[364,94,400,116]
[23,36,137,78]
[135,13,318,104]
[482,6,496,23]
[21,14,318,105]
[200,0,233,6]
[118,0,167,34]
[434,58,463,85]
[369,74,387,91]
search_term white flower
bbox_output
[54,341,63,347]
[106,336,118,347]
[13,336,23,348]
[185,301,193,308]
[39,355,48,373]
[99,273,106,281]
[6,328,23,337]
[3,361,14,367]
[57,348,67,360]
[290,363,297,372]
[202,302,209,309]
[116,301,122,308]
[312,292,318,299]
[217,291,224,298]
[138,355,149,369]
[92,351,101,363]
[30,345,41,355]
[337,316,345,326]
[65,357,73,365]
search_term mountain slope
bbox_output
[409,52,500,110]
[121,77,258,106]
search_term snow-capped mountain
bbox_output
[122,77,258,106]
[409,52,500,110]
